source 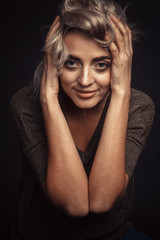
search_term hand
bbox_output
[107,14,133,96]
[40,16,60,104]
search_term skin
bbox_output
[58,31,112,151]
[40,14,133,216]
[60,31,111,113]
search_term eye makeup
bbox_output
[64,54,111,71]
[93,62,111,71]
[64,60,80,71]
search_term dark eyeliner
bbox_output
[64,59,80,70]
[95,62,111,71]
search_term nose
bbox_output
[77,66,94,87]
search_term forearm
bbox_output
[89,92,130,213]
[41,98,89,217]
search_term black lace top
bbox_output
[10,85,155,240]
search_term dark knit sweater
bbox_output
[10,85,155,240]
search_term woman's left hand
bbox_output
[107,14,133,96]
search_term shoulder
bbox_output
[130,88,155,117]
[10,85,41,115]
[129,88,155,128]
[130,88,155,108]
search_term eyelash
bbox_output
[94,62,111,71]
[64,60,79,68]
[64,60,111,71]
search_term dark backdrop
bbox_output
[1,0,160,239]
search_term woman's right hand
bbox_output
[40,16,60,105]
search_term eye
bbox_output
[94,62,111,71]
[64,60,80,69]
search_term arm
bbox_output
[40,17,89,217]
[89,15,132,213]
[89,93,130,213]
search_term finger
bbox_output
[46,21,60,41]
[109,41,119,57]
[49,16,60,32]
[41,57,48,87]
[109,17,125,52]
[40,62,47,98]
[125,24,133,54]
[110,14,127,35]
[110,14,130,53]
[46,17,60,42]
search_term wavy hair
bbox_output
[33,0,138,97]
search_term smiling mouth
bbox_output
[74,88,98,98]
[74,89,98,93]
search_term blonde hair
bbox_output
[33,0,137,97]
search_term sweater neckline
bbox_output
[76,92,111,156]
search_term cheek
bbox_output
[60,69,77,86]
[97,71,111,88]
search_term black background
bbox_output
[1,0,160,239]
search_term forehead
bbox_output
[64,31,110,59]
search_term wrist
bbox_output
[111,89,131,105]
[40,94,60,109]
[111,87,131,99]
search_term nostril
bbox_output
[77,76,94,87]
[77,81,94,88]
[78,82,92,88]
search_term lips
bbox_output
[74,88,98,98]
[77,91,96,93]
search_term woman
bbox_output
[10,0,155,239]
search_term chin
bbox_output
[74,102,97,110]
[71,97,104,110]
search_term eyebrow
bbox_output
[67,54,111,62]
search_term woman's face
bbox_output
[60,31,111,110]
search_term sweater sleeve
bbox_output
[125,89,155,178]
[10,86,47,186]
